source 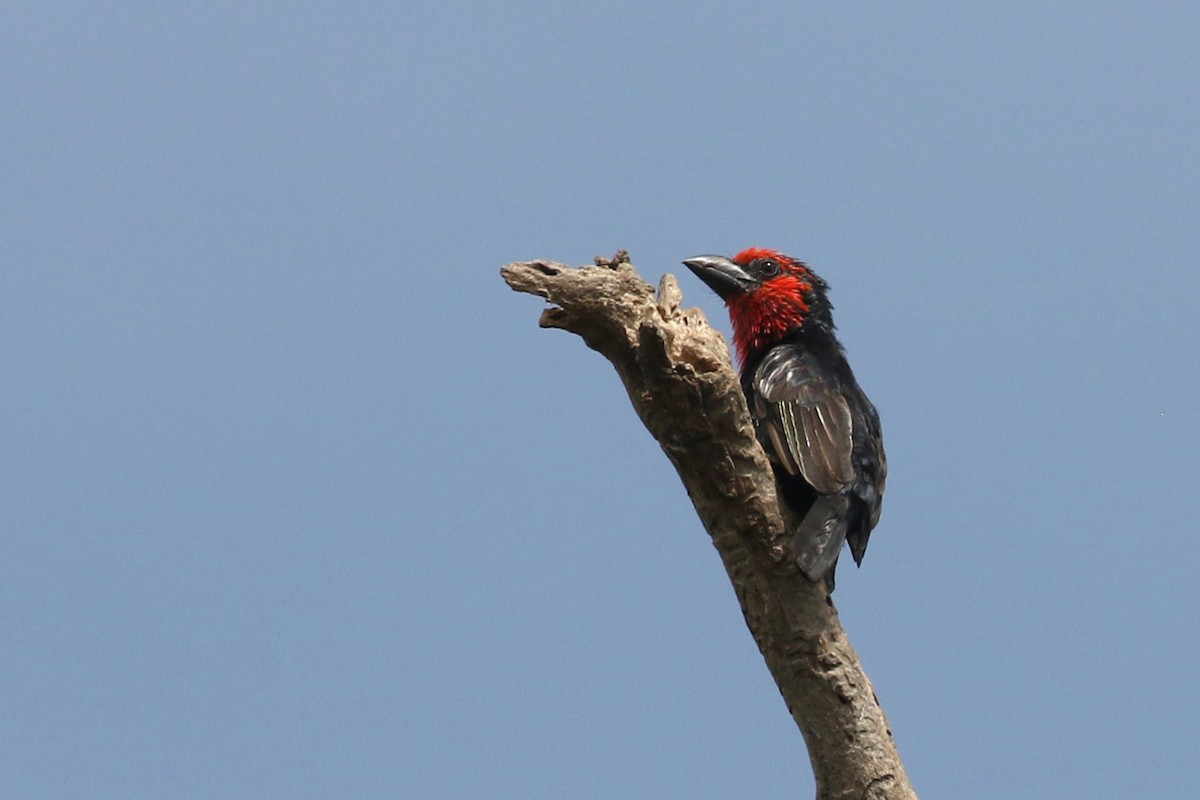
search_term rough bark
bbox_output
[501,252,917,800]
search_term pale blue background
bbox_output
[3,4,1198,798]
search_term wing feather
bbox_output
[754,346,855,494]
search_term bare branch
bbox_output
[501,255,917,800]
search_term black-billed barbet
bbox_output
[684,248,886,589]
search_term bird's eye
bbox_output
[758,258,780,277]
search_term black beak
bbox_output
[682,255,757,300]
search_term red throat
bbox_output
[727,275,812,364]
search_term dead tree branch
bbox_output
[501,253,917,800]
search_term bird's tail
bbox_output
[790,493,850,587]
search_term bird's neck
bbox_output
[729,285,820,362]
[733,311,841,374]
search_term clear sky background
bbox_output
[3,3,1198,798]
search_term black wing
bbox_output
[751,344,883,583]
[752,346,855,494]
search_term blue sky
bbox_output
[3,3,1198,798]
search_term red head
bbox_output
[683,248,826,364]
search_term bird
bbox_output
[683,248,885,589]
